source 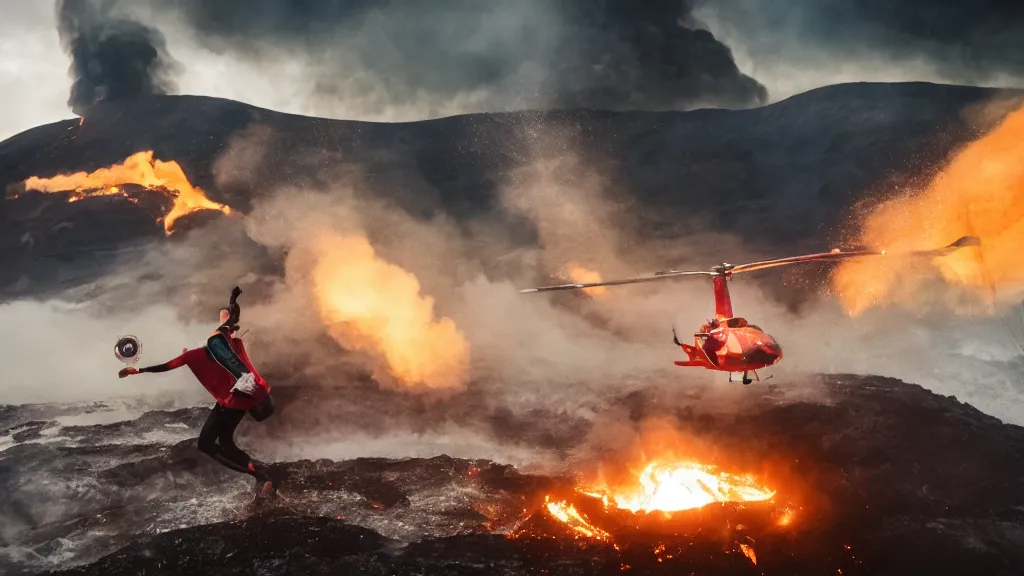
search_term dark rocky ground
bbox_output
[0,375,1021,575]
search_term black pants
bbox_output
[197,403,267,481]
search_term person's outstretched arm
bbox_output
[119,349,188,378]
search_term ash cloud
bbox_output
[56,0,180,115]
[691,0,1024,100]
[3,111,1023,467]
[97,0,766,116]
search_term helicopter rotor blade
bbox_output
[729,235,981,275]
[519,270,713,293]
[518,236,980,293]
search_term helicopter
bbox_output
[520,236,981,384]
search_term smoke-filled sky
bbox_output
[1,0,1023,141]
[2,1,1024,483]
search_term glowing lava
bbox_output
[602,461,776,513]
[544,497,610,541]
[21,150,231,234]
[739,543,757,565]
[540,459,777,543]
[834,102,1024,315]
[310,229,471,391]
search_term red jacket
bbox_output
[143,336,270,410]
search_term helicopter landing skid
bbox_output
[730,370,774,386]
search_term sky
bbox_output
[1,0,1022,141]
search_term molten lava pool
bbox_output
[600,460,776,513]
[506,457,794,568]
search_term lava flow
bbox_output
[543,496,611,541]
[19,150,231,234]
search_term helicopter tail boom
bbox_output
[675,342,709,367]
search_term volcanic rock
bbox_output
[0,375,1020,575]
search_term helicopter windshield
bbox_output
[723,317,749,328]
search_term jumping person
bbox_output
[119,287,276,498]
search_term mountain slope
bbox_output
[1,82,1020,298]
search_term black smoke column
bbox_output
[57,0,179,115]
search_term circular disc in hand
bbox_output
[115,335,142,364]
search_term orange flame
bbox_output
[310,229,471,391]
[544,497,610,540]
[22,151,231,235]
[777,507,795,526]
[606,461,776,513]
[834,103,1024,315]
[541,458,777,543]
[739,543,757,565]
[577,422,778,516]
[564,262,607,296]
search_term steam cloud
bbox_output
[0,298,209,407]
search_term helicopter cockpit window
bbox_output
[724,317,748,328]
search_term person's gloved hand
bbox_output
[230,372,258,396]
[223,286,243,330]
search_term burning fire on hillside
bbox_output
[833,101,1024,315]
[17,151,232,235]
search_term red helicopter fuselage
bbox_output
[673,274,783,376]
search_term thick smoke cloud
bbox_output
[692,0,1024,100]
[805,0,1024,76]
[1,114,1023,505]
[102,0,766,114]
[57,0,179,114]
